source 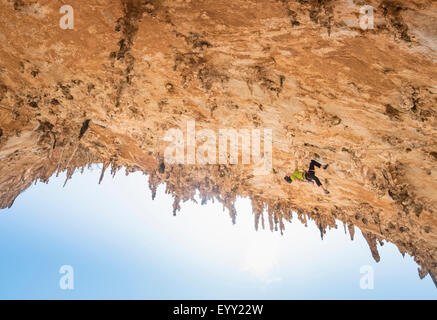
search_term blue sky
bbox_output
[0,165,435,299]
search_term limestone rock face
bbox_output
[0,0,436,284]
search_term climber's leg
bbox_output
[308,159,321,171]
[306,171,322,187]
[306,171,329,194]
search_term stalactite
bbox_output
[55,141,68,177]
[229,206,237,225]
[348,223,355,241]
[279,218,284,235]
[111,164,120,178]
[252,197,264,231]
[261,210,265,230]
[172,196,181,216]
[398,246,406,257]
[64,141,80,170]
[361,231,381,263]
[148,173,159,200]
[99,163,109,184]
[63,166,75,187]
[267,206,274,232]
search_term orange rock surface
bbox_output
[0,0,436,284]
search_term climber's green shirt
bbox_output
[290,168,305,181]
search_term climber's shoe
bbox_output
[323,164,329,170]
[324,190,330,194]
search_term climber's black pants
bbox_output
[306,160,322,187]
[308,159,321,171]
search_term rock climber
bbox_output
[284,159,330,194]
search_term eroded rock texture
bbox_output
[0,0,436,285]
